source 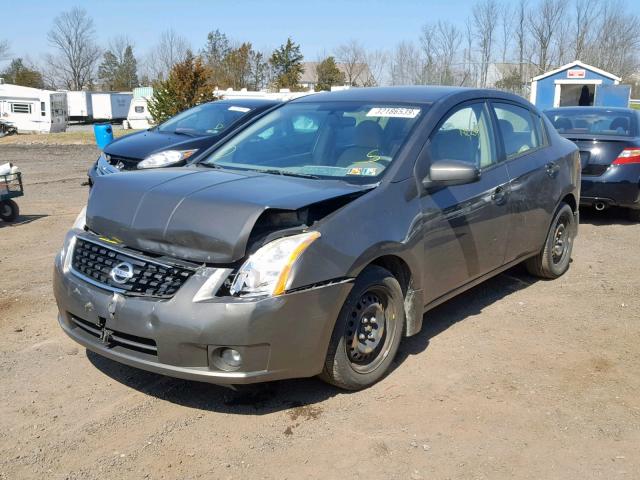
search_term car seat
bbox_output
[336,121,384,166]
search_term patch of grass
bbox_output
[0,129,142,146]
[629,102,640,110]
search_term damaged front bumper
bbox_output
[53,244,352,385]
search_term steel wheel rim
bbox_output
[551,214,571,264]
[345,286,396,374]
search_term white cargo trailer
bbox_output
[91,92,133,121]
[65,91,93,120]
[0,82,67,133]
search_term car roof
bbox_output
[212,98,281,107]
[290,86,530,106]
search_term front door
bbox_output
[420,101,511,304]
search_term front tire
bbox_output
[526,202,575,279]
[320,265,404,390]
[0,200,19,222]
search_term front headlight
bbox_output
[230,231,321,298]
[137,149,198,169]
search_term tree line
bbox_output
[1,0,640,96]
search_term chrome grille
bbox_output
[71,237,195,298]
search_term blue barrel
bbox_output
[93,123,114,150]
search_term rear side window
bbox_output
[493,103,540,159]
[430,103,497,169]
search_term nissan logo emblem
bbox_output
[110,262,134,284]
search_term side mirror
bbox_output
[422,159,480,189]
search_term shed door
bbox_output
[595,85,631,107]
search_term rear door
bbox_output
[420,101,511,302]
[491,101,558,261]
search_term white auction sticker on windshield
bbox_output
[367,107,420,118]
[228,106,251,113]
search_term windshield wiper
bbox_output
[255,168,320,179]
[172,128,200,137]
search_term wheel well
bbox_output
[370,255,411,295]
[562,193,577,213]
[369,255,422,337]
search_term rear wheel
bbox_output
[320,265,404,390]
[526,202,575,279]
[0,200,19,222]
[628,208,640,222]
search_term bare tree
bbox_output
[364,49,388,86]
[46,7,101,90]
[528,0,566,74]
[389,41,423,85]
[499,3,513,63]
[145,29,190,81]
[472,0,499,87]
[436,21,462,85]
[585,0,640,78]
[573,0,600,60]
[335,40,368,86]
[0,39,10,61]
[514,0,529,94]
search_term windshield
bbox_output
[545,109,636,137]
[157,102,254,136]
[200,101,424,180]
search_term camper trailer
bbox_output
[124,87,154,130]
[65,91,93,121]
[91,92,133,121]
[0,82,67,133]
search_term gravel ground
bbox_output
[0,143,639,480]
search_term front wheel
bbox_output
[0,200,19,222]
[526,202,575,279]
[320,265,404,390]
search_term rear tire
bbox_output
[320,265,404,390]
[628,208,640,222]
[526,202,575,279]
[0,200,19,222]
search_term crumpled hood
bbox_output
[87,167,367,263]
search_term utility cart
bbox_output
[0,172,23,222]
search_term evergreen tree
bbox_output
[117,46,138,90]
[203,29,231,86]
[315,56,344,91]
[147,51,217,124]
[269,38,304,90]
[98,44,138,91]
[2,58,44,88]
[248,50,269,90]
[97,51,119,90]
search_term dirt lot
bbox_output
[1,143,639,480]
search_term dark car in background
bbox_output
[545,107,640,221]
[55,87,579,390]
[88,98,280,184]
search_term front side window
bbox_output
[430,103,496,168]
[493,102,540,159]
[157,102,255,136]
[201,102,424,181]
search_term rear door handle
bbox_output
[546,161,560,177]
[491,186,508,205]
